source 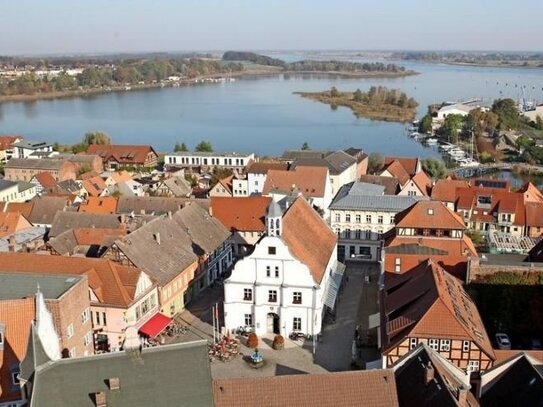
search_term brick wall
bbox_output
[467,262,543,283]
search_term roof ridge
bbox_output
[108,261,134,306]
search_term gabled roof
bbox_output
[395,201,465,230]
[0,253,142,307]
[86,144,158,165]
[27,196,71,226]
[382,260,494,360]
[263,166,328,198]
[291,150,356,175]
[82,176,107,197]
[280,149,332,161]
[49,227,127,256]
[78,196,119,215]
[359,175,400,195]
[210,196,271,232]
[410,171,432,196]
[116,196,208,215]
[5,158,71,171]
[0,134,22,150]
[79,170,101,181]
[4,202,34,219]
[213,369,399,407]
[431,178,470,203]
[32,172,58,189]
[49,211,121,238]
[393,344,476,407]
[0,211,32,239]
[384,156,419,176]
[518,182,543,203]
[525,202,543,227]
[214,175,234,195]
[246,161,289,174]
[282,197,337,284]
[381,160,410,186]
[161,176,192,197]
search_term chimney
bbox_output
[108,377,120,391]
[167,211,172,219]
[154,233,161,245]
[208,205,213,217]
[120,214,126,224]
[94,392,107,407]
[458,385,469,404]
[424,362,434,385]
[8,235,16,252]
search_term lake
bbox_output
[1,54,543,156]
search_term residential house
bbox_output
[379,156,431,197]
[25,196,71,228]
[0,212,33,239]
[246,161,289,195]
[214,369,398,407]
[155,175,192,198]
[209,175,234,197]
[0,227,45,253]
[0,253,160,353]
[102,170,133,187]
[329,181,426,262]
[224,198,343,337]
[49,211,122,239]
[81,175,107,197]
[210,196,271,256]
[344,147,369,177]
[30,172,58,194]
[0,179,37,203]
[384,200,477,279]
[86,144,159,170]
[20,339,214,407]
[0,135,23,164]
[55,153,103,173]
[10,140,54,159]
[380,260,496,374]
[430,178,471,210]
[279,149,332,164]
[4,158,76,182]
[164,151,255,173]
[48,227,127,257]
[78,196,119,215]
[106,204,232,316]
[263,166,333,215]
[113,179,145,197]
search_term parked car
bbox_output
[495,333,512,350]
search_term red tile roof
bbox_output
[33,172,58,189]
[395,201,466,230]
[382,160,410,186]
[3,202,34,219]
[86,144,157,165]
[263,166,328,198]
[0,253,143,307]
[282,198,337,284]
[525,202,543,227]
[82,176,107,197]
[210,196,271,232]
[431,179,470,203]
[0,212,32,239]
[78,197,119,214]
[213,370,399,407]
[384,156,419,176]
[410,171,432,196]
[0,135,23,150]
[73,227,127,246]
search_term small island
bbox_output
[295,86,418,122]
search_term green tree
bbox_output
[421,157,447,179]
[301,142,310,150]
[439,114,464,143]
[466,230,485,247]
[84,131,111,146]
[479,151,494,164]
[367,153,384,174]
[353,88,363,102]
[210,166,233,188]
[195,140,213,152]
[418,114,433,134]
[174,142,188,152]
[330,86,340,98]
[492,98,520,130]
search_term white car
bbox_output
[495,333,511,350]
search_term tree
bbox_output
[418,114,433,134]
[301,142,310,150]
[439,114,464,143]
[367,153,384,174]
[195,140,213,152]
[466,230,485,247]
[210,166,233,188]
[76,163,92,177]
[84,131,111,146]
[174,142,188,152]
[492,98,520,130]
[353,88,363,102]
[421,157,447,179]
[479,151,494,164]
[330,86,340,98]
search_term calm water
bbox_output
[1,54,543,156]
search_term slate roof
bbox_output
[5,158,69,171]
[291,150,356,176]
[49,212,121,238]
[27,196,71,226]
[359,175,400,195]
[0,272,83,300]
[393,344,477,407]
[28,341,213,407]
[282,197,337,284]
[210,196,271,232]
[116,196,209,215]
[213,369,399,407]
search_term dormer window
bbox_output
[268,246,276,255]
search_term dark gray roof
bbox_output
[5,158,67,170]
[18,181,36,193]
[266,200,283,218]
[0,272,83,300]
[59,153,100,163]
[323,150,357,175]
[49,212,121,238]
[359,175,400,195]
[117,196,209,215]
[0,227,45,252]
[0,178,18,190]
[27,196,71,226]
[160,176,192,197]
[28,340,214,407]
[11,140,52,150]
[330,182,426,211]
[56,179,81,194]
[280,149,332,161]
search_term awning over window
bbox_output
[138,313,172,338]
[323,261,346,309]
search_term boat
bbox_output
[426,138,438,144]
[409,132,420,138]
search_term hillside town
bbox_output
[1,134,543,406]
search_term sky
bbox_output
[1,0,542,55]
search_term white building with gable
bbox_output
[224,197,344,338]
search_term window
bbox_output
[293,292,302,304]
[439,339,451,351]
[355,230,361,239]
[95,311,100,326]
[83,331,92,347]
[346,214,351,222]
[102,312,107,326]
[377,215,383,224]
[293,317,302,331]
[409,338,418,349]
[244,314,253,326]
[268,290,277,303]
[67,323,74,339]
[390,215,395,224]
[408,190,416,197]
[335,213,341,222]
[243,288,253,301]
[266,266,271,277]
[463,341,470,352]
[467,360,480,373]
[366,215,372,223]
[268,246,276,255]
[356,214,361,223]
[12,370,20,385]
[274,266,279,278]
[81,308,90,324]
[429,338,439,351]
[394,257,401,273]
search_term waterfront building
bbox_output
[86,144,159,170]
[10,140,54,160]
[164,151,255,174]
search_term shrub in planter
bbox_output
[247,332,259,348]
[273,335,284,350]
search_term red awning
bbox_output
[138,313,172,338]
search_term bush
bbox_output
[247,332,259,348]
[272,335,284,350]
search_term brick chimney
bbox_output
[458,385,469,404]
[94,392,107,407]
[424,362,434,385]
[8,235,16,252]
